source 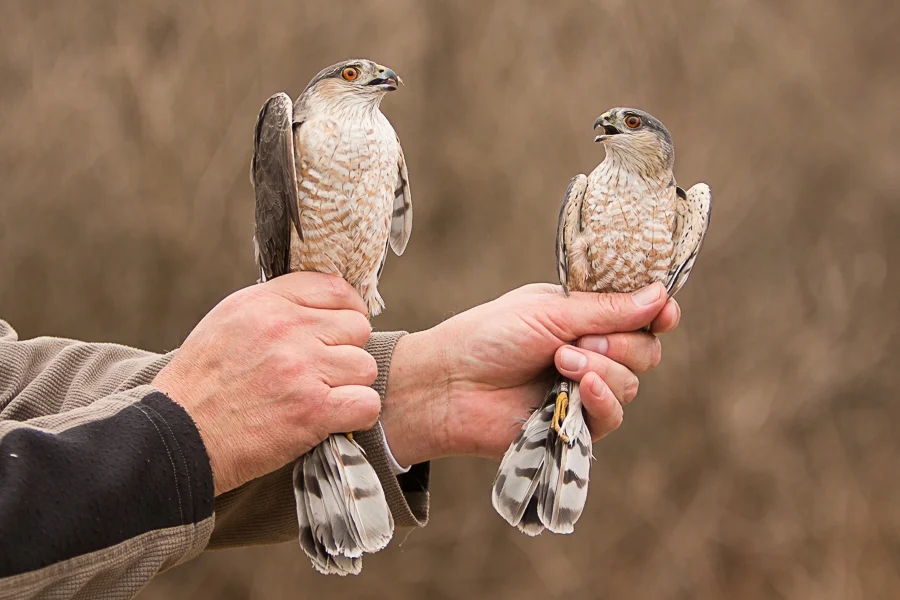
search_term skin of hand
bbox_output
[152,272,380,496]
[380,282,679,466]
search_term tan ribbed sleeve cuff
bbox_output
[208,331,429,550]
[355,332,430,528]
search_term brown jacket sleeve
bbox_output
[0,320,213,599]
[0,319,429,599]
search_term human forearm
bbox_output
[378,330,450,467]
[0,386,214,598]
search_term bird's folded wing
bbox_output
[666,182,712,297]
[556,174,588,294]
[390,141,413,255]
[251,92,304,280]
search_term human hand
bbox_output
[152,273,380,496]
[380,282,679,465]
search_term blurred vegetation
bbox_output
[1,1,899,598]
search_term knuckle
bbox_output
[261,315,295,343]
[358,353,378,384]
[290,379,327,422]
[648,339,662,369]
[326,275,353,302]
[348,312,373,343]
[591,354,612,378]
[356,389,382,426]
[272,349,297,377]
[622,375,640,404]
[610,409,624,431]
[594,292,623,318]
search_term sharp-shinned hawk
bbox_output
[251,59,412,575]
[492,107,712,536]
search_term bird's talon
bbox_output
[551,391,570,442]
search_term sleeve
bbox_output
[208,331,430,549]
[0,320,214,600]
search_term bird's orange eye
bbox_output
[624,115,641,129]
[341,67,360,81]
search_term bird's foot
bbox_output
[551,389,570,443]
[345,432,355,442]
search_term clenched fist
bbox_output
[380,282,680,465]
[153,272,379,495]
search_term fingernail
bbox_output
[632,283,661,306]
[559,347,587,372]
[579,335,609,355]
[590,373,606,396]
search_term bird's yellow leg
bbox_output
[551,391,570,443]
[345,432,354,442]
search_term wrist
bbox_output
[152,370,231,495]
[380,329,451,466]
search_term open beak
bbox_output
[368,67,402,91]
[593,115,621,142]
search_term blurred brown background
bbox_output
[2,0,899,598]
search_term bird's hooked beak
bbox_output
[368,65,402,91]
[593,113,621,143]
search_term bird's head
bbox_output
[303,59,402,108]
[593,108,674,176]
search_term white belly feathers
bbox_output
[290,111,398,313]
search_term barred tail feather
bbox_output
[492,388,559,536]
[492,378,593,536]
[292,434,393,576]
[328,434,394,553]
[293,455,362,576]
[538,381,592,534]
[309,444,364,557]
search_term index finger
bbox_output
[263,272,368,314]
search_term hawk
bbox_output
[251,59,412,575]
[492,107,712,535]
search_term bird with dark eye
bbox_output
[341,66,360,81]
[624,114,642,129]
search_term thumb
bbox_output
[265,272,368,314]
[560,282,668,337]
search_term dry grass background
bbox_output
[1,0,899,598]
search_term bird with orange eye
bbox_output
[252,57,411,576]
[624,114,642,129]
[592,108,672,146]
[316,60,402,92]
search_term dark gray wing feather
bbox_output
[251,92,303,281]
[556,174,588,295]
